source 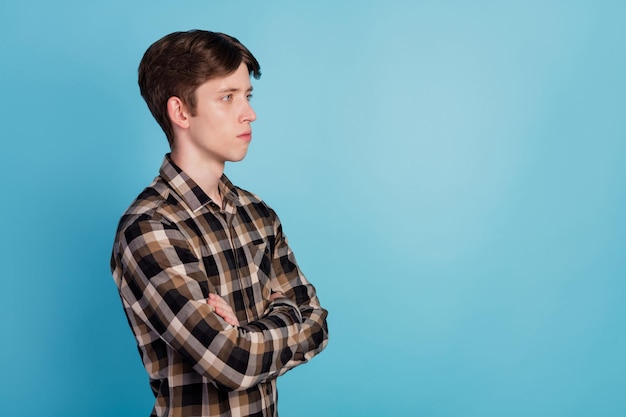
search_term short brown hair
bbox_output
[138,30,261,144]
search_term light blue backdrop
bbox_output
[1,1,624,416]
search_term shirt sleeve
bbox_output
[267,211,329,375]
[113,216,303,391]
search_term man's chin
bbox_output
[228,152,249,163]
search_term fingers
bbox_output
[207,293,239,327]
[269,291,285,301]
[207,292,289,327]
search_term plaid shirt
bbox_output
[111,155,329,417]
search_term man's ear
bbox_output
[167,97,190,129]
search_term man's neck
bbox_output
[170,149,224,207]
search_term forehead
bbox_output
[199,63,252,93]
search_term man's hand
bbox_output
[207,293,239,327]
[208,292,287,327]
[270,291,286,301]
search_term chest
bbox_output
[179,205,276,323]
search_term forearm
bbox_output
[120,280,303,391]
[275,302,329,376]
[269,223,330,373]
[208,288,326,379]
[212,289,328,375]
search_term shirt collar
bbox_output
[159,154,240,212]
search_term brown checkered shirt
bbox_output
[111,155,329,416]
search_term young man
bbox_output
[110,30,329,417]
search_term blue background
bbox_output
[2,1,625,416]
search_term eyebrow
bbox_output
[217,86,254,93]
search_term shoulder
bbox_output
[233,185,278,221]
[114,177,184,241]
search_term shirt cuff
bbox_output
[268,297,303,324]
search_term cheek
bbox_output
[206,108,231,127]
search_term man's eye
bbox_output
[221,94,233,102]
[247,94,253,101]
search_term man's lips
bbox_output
[237,132,252,141]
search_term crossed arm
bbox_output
[113,216,327,390]
[208,292,285,327]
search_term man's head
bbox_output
[138,30,261,144]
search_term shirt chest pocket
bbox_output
[241,239,273,300]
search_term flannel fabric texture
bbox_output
[111,155,329,416]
